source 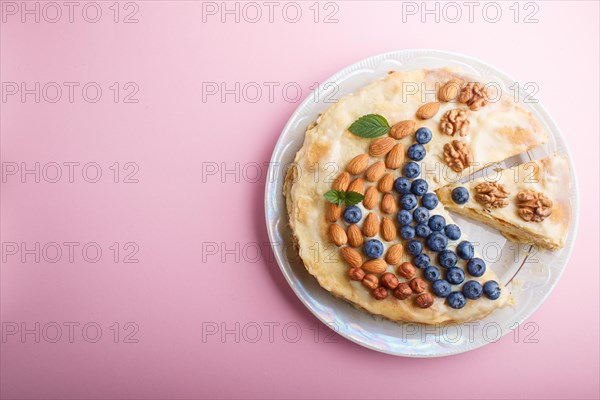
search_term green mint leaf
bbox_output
[348,114,390,138]
[344,191,365,206]
[324,190,344,206]
[324,190,364,206]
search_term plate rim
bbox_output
[264,48,580,357]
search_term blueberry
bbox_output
[426,232,448,252]
[428,215,446,231]
[407,240,423,256]
[397,210,413,226]
[483,281,501,300]
[400,194,418,210]
[457,241,475,260]
[447,291,467,309]
[407,144,426,161]
[446,267,465,285]
[444,224,461,241]
[403,162,420,178]
[467,258,486,277]
[413,253,430,269]
[432,279,452,297]
[424,266,441,282]
[415,223,432,238]
[438,250,458,269]
[394,177,412,194]
[400,225,416,240]
[343,206,362,224]
[415,127,433,144]
[411,179,428,196]
[462,280,483,300]
[421,192,439,210]
[413,207,430,224]
[451,187,470,205]
[364,239,384,259]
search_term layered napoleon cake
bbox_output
[283,67,568,324]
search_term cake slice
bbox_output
[436,155,572,250]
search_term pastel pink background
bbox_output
[1,1,598,399]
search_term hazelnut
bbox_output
[393,283,412,300]
[373,287,388,300]
[415,293,434,309]
[397,262,416,279]
[362,274,379,290]
[348,267,365,281]
[409,278,427,294]
[380,272,399,290]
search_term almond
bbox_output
[361,259,387,274]
[332,171,350,191]
[369,137,396,157]
[378,173,394,193]
[380,193,396,214]
[326,203,342,222]
[416,102,441,120]
[363,186,378,210]
[385,143,404,170]
[362,212,379,237]
[346,154,369,175]
[329,224,347,246]
[347,178,364,194]
[389,120,415,139]
[385,243,403,265]
[340,247,362,268]
[381,217,396,241]
[364,161,385,182]
[438,79,462,102]
[347,224,364,247]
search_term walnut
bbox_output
[517,190,553,222]
[475,182,510,209]
[458,82,488,110]
[443,140,473,172]
[440,108,470,137]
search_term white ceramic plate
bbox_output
[264,49,579,357]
